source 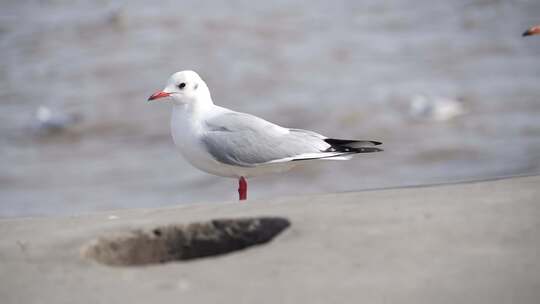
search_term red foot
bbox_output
[238,176,247,201]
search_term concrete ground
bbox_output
[1,175,539,304]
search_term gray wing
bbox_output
[202,112,329,167]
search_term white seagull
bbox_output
[148,70,383,201]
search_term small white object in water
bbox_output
[409,94,465,121]
[34,106,81,134]
[107,215,119,220]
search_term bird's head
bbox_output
[148,70,211,105]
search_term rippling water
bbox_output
[1,0,539,217]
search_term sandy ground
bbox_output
[1,175,539,303]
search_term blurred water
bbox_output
[1,0,539,217]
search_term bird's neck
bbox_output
[172,94,215,122]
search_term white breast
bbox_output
[170,105,227,176]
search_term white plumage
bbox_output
[149,70,382,200]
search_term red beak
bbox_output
[148,91,171,101]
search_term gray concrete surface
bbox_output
[1,175,540,304]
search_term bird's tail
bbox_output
[285,138,382,163]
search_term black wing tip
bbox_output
[324,138,383,146]
[323,138,383,154]
[324,146,383,153]
[349,147,383,153]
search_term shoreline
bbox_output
[2,172,539,221]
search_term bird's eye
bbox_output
[178,83,186,89]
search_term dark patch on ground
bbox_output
[82,217,290,266]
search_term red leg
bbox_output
[238,176,247,201]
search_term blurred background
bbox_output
[1,0,539,217]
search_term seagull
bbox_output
[523,25,540,37]
[148,70,382,201]
[33,106,82,135]
[409,94,465,121]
